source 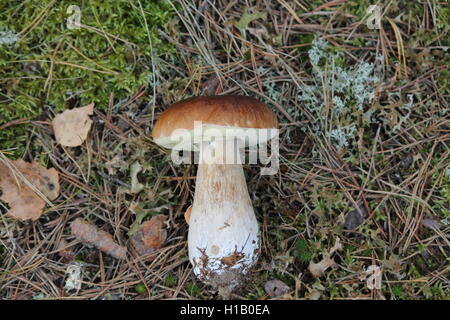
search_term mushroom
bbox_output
[184,205,192,225]
[152,96,278,294]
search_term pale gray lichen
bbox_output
[264,80,282,102]
[308,36,329,67]
[0,29,18,45]
[332,96,345,115]
[298,35,381,151]
[351,62,379,111]
[327,125,357,150]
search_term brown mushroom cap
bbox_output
[152,96,278,146]
[184,205,192,225]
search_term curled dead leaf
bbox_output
[329,237,342,255]
[52,103,94,147]
[130,215,167,260]
[308,237,342,277]
[305,288,321,300]
[0,159,59,221]
[71,218,127,260]
[308,257,336,278]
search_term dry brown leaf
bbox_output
[0,159,59,221]
[52,103,94,147]
[308,237,342,277]
[305,288,321,300]
[422,216,442,230]
[71,218,127,260]
[383,254,402,273]
[329,237,342,255]
[201,74,221,96]
[57,238,76,262]
[131,215,167,260]
[308,257,336,278]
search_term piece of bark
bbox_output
[71,218,127,260]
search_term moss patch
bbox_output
[0,0,178,156]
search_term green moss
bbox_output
[185,283,201,297]
[164,274,177,287]
[134,283,146,294]
[0,0,178,157]
[294,239,312,263]
[391,284,405,298]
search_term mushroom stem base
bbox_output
[188,142,259,291]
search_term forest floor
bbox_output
[0,0,449,300]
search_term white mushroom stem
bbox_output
[188,139,259,292]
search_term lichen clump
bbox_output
[298,36,381,151]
